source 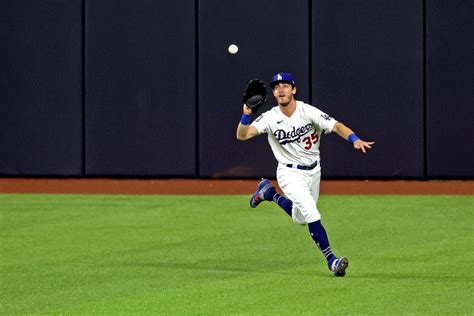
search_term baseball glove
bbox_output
[242,79,267,113]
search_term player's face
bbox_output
[273,83,296,106]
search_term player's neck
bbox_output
[279,99,297,118]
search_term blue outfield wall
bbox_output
[0,1,83,176]
[0,0,472,178]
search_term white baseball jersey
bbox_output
[251,100,338,225]
[251,100,337,170]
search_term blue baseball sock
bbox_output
[263,187,293,216]
[273,193,293,216]
[308,220,337,268]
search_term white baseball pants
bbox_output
[276,163,322,225]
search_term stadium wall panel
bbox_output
[312,0,424,178]
[426,0,474,178]
[85,1,196,176]
[198,0,309,178]
[0,1,83,176]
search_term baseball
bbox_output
[228,44,239,54]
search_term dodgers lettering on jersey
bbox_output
[274,123,313,145]
[251,101,337,168]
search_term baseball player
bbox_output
[236,72,374,277]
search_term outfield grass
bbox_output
[1,194,473,314]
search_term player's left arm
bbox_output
[332,122,375,153]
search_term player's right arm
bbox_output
[236,104,259,141]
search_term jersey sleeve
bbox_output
[250,113,269,134]
[309,105,338,134]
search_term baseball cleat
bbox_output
[331,257,349,277]
[249,178,273,208]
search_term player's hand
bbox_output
[353,140,375,153]
[243,104,253,115]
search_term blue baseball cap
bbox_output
[270,72,296,88]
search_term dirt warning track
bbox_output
[0,178,473,195]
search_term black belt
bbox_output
[286,161,318,171]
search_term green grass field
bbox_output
[1,194,473,314]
